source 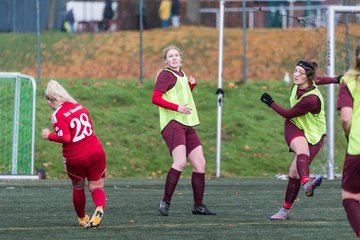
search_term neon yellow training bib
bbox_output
[159,69,200,131]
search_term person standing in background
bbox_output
[337,41,360,238]
[171,0,180,27]
[62,9,75,33]
[158,0,172,29]
[101,0,114,31]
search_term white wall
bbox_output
[66,1,118,22]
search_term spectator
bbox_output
[158,0,172,29]
[101,0,114,31]
[171,0,180,27]
[61,9,75,33]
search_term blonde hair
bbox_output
[162,45,182,59]
[45,80,76,104]
[344,41,360,87]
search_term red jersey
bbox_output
[48,102,103,160]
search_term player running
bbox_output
[260,60,341,220]
[337,41,360,238]
[152,45,216,216]
[41,80,106,229]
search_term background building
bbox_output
[0,0,355,32]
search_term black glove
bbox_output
[260,92,273,107]
[336,75,343,83]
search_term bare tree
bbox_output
[185,0,200,25]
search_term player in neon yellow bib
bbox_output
[152,45,215,216]
[261,60,340,220]
[337,41,360,238]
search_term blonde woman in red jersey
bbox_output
[152,45,216,216]
[41,80,106,229]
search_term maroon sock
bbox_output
[343,199,360,236]
[296,154,310,184]
[283,177,301,209]
[72,187,86,218]
[192,172,205,206]
[90,187,106,208]
[163,167,182,202]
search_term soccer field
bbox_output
[0,178,356,240]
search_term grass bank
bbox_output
[35,78,346,179]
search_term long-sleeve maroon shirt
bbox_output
[271,76,339,118]
[152,68,196,111]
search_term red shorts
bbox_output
[64,148,106,182]
[342,153,360,193]
[161,120,202,156]
[284,120,325,163]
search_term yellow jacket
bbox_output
[158,0,172,20]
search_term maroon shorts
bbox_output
[64,148,106,182]
[161,120,201,156]
[284,119,325,163]
[342,153,360,193]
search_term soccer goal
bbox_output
[0,72,37,179]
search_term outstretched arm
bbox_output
[261,92,319,119]
[315,75,342,85]
[271,100,315,119]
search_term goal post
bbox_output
[326,5,360,180]
[0,72,36,178]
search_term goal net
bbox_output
[0,73,36,178]
[298,5,360,179]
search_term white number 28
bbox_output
[70,113,93,142]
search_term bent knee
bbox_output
[72,179,85,189]
[172,161,187,171]
[342,189,360,201]
[88,178,105,191]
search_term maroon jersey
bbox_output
[271,76,339,119]
[48,102,103,160]
[154,68,195,93]
[337,82,353,109]
[154,68,182,92]
[152,67,196,111]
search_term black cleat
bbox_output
[192,204,216,215]
[158,199,170,216]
